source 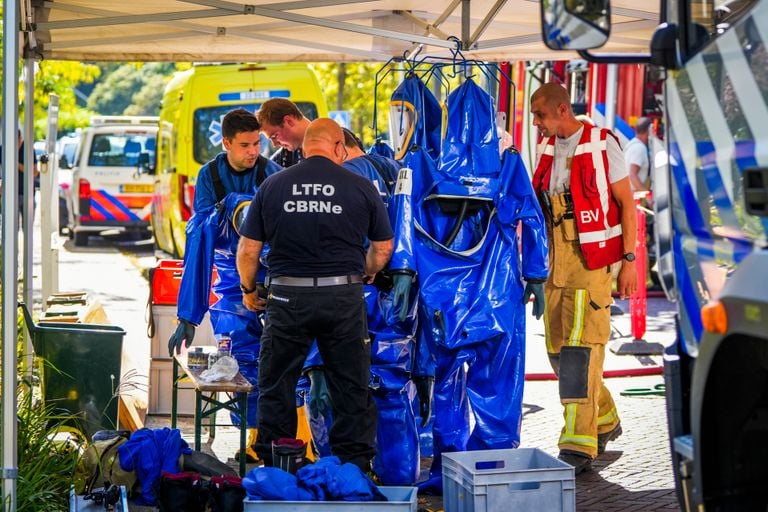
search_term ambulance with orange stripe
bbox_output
[67,116,158,246]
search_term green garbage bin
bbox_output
[20,303,126,438]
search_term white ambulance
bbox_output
[68,116,158,246]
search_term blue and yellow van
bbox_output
[151,63,328,257]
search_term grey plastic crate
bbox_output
[442,448,575,512]
[243,486,417,511]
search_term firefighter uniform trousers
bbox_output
[544,191,621,459]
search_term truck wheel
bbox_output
[73,231,89,247]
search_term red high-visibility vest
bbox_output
[533,124,624,269]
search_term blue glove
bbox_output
[307,369,333,419]
[413,377,434,427]
[168,319,196,356]
[391,273,413,322]
[522,281,546,320]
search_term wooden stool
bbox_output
[171,353,253,476]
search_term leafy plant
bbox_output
[16,378,82,512]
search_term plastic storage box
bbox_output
[442,448,575,512]
[149,358,196,416]
[151,259,218,306]
[150,305,216,359]
[243,486,417,511]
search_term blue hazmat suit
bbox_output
[176,153,281,427]
[388,75,445,459]
[348,154,424,485]
[301,153,424,485]
[389,79,549,491]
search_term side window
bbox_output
[688,0,758,50]
[159,122,173,174]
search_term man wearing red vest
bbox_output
[531,83,637,474]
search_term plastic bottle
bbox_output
[209,335,232,368]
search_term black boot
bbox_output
[271,438,307,475]
[156,471,205,512]
[208,475,246,512]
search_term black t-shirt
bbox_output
[240,156,393,277]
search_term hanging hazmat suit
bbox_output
[348,153,424,486]
[389,79,549,492]
[388,74,448,460]
[301,151,425,485]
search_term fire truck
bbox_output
[542,1,768,510]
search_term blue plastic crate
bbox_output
[442,448,575,512]
[243,486,417,511]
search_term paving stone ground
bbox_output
[145,373,680,511]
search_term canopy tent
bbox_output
[31,0,659,62]
[4,0,662,509]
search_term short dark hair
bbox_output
[635,116,652,134]
[256,98,304,127]
[342,128,364,151]
[222,108,260,140]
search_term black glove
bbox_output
[391,273,413,322]
[522,281,546,320]
[168,319,196,356]
[413,376,434,428]
[307,369,333,419]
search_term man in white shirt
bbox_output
[624,116,652,193]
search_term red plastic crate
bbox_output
[151,259,218,306]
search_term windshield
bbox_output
[87,132,156,167]
[193,102,320,164]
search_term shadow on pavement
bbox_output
[579,450,681,511]
[62,234,154,256]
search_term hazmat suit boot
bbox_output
[156,471,204,512]
[207,475,246,512]
[234,429,261,464]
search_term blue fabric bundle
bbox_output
[243,456,387,502]
[117,427,192,506]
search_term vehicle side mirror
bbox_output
[540,0,610,51]
[137,152,155,175]
[650,23,682,70]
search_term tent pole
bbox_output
[22,57,35,378]
[2,0,21,507]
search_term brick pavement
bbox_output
[145,374,680,511]
[520,375,680,512]
[143,297,681,511]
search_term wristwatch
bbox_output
[239,283,258,294]
[623,252,636,262]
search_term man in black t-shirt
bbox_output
[236,118,394,471]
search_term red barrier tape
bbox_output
[525,365,663,381]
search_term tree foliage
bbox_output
[310,62,400,148]
[21,61,100,139]
[86,62,177,117]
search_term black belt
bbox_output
[268,275,363,287]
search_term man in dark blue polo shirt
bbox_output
[236,118,394,471]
